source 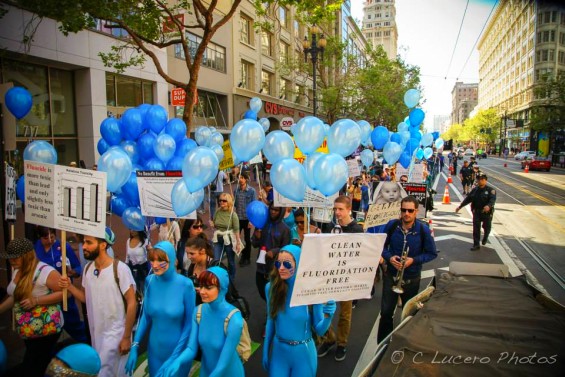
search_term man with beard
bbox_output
[376,196,437,343]
[59,227,137,377]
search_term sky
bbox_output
[350,0,498,131]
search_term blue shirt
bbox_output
[34,239,82,277]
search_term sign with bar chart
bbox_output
[24,161,107,238]
[137,170,196,219]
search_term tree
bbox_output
[463,108,500,148]
[529,73,565,146]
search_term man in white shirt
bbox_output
[59,227,137,377]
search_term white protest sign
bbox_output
[290,233,386,307]
[274,187,337,209]
[395,163,424,182]
[25,162,107,238]
[347,158,361,177]
[364,202,401,230]
[136,171,196,219]
[371,181,407,205]
[5,165,17,221]
[249,152,262,165]
[311,207,333,223]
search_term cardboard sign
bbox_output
[136,170,196,219]
[219,140,234,171]
[363,201,401,229]
[24,162,107,238]
[294,138,329,164]
[290,233,386,307]
[311,207,333,223]
[395,163,424,183]
[273,187,337,209]
[5,165,17,221]
[347,158,361,177]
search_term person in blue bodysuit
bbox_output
[125,241,195,376]
[263,245,336,377]
[158,267,244,377]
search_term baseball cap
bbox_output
[477,172,488,179]
[104,227,116,245]
[1,238,34,259]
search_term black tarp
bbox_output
[373,271,565,377]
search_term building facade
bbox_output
[361,0,398,59]
[451,82,479,125]
[433,114,451,134]
[477,0,565,153]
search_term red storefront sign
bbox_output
[171,88,198,106]
[264,101,295,116]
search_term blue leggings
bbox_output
[269,338,317,377]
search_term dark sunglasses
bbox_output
[219,199,228,203]
[274,260,293,270]
[192,224,204,229]
[401,208,416,213]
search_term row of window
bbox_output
[364,21,391,28]
[366,12,390,20]
[535,48,565,64]
[174,33,226,73]
[537,11,565,26]
[365,30,391,38]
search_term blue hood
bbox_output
[280,244,301,284]
[153,241,177,279]
[208,266,229,299]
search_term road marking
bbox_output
[491,172,565,210]
[434,234,474,243]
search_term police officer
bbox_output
[455,172,496,250]
[459,160,473,195]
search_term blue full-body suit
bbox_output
[125,241,195,376]
[158,266,244,377]
[263,245,336,377]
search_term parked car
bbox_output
[521,157,551,171]
[514,151,536,160]
[464,148,475,158]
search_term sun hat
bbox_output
[104,227,116,246]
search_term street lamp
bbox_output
[303,25,326,117]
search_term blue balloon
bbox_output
[100,118,122,146]
[171,179,204,217]
[145,158,165,171]
[404,89,421,108]
[249,97,263,113]
[246,200,269,229]
[5,87,32,119]
[120,140,139,165]
[270,158,307,202]
[56,343,101,375]
[154,134,176,163]
[303,152,324,190]
[259,118,270,133]
[195,126,212,146]
[424,147,433,159]
[323,123,330,136]
[23,140,57,164]
[313,153,349,197]
[262,130,295,164]
[208,132,224,147]
[328,119,362,157]
[399,151,411,168]
[421,133,434,147]
[165,118,187,143]
[145,105,168,134]
[357,120,373,145]
[122,207,146,231]
[390,132,402,144]
[243,109,257,120]
[210,144,225,162]
[182,147,219,192]
[435,138,445,149]
[175,137,197,157]
[409,108,425,127]
[122,172,140,206]
[137,132,157,160]
[294,116,325,155]
[230,119,265,162]
[405,138,420,156]
[121,108,145,141]
[410,128,422,142]
[155,217,167,225]
[360,149,374,168]
[110,194,130,217]
[166,156,184,171]
[97,138,110,155]
[416,148,424,160]
[16,175,25,204]
[137,103,152,116]
[98,148,132,192]
[397,122,409,133]
[371,126,389,150]
[383,142,402,165]
[399,131,411,146]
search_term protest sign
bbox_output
[401,182,428,218]
[363,201,401,229]
[290,233,386,307]
[347,158,361,177]
[5,164,16,221]
[274,187,337,209]
[371,181,407,205]
[311,207,333,223]
[396,163,424,182]
[24,162,107,237]
[137,170,196,219]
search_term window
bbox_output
[368,14,371,19]
[240,14,253,45]
[174,33,226,72]
[261,70,273,95]
[279,41,289,64]
[384,21,390,26]
[241,60,254,89]
[295,84,305,105]
[279,78,291,99]
[560,32,565,46]
[106,73,154,108]
[261,30,273,56]
[294,20,301,39]
[384,30,390,37]
[279,7,290,29]
[366,23,372,28]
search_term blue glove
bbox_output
[262,352,270,372]
[156,359,181,377]
[323,300,336,316]
[124,347,138,376]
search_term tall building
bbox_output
[451,82,479,125]
[477,0,565,153]
[433,114,451,134]
[361,0,398,59]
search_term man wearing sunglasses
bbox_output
[377,196,437,343]
[318,196,363,362]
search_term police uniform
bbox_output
[457,172,496,249]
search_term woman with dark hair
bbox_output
[263,245,336,377]
[176,216,206,276]
[0,238,64,377]
[160,267,244,377]
[125,230,150,293]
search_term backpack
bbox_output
[196,305,252,362]
[384,219,428,249]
